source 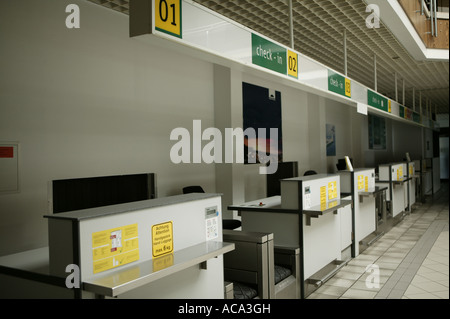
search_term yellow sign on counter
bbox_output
[152,221,174,258]
[328,181,337,200]
[358,175,365,190]
[320,186,327,210]
[397,166,403,181]
[92,224,140,274]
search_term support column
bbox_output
[213,64,245,219]
[343,29,348,76]
[395,72,398,102]
[374,54,377,91]
[420,91,423,115]
[288,0,294,49]
[402,79,405,106]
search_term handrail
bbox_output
[421,0,438,36]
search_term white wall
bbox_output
[0,0,216,255]
[392,120,424,161]
[0,0,432,256]
[325,99,353,173]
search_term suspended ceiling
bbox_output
[87,0,449,118]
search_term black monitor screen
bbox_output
[52,173,156,214]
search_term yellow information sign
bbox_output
[287,50,298,79]
[397,167,403,181]
[358,175,364,190]
[345,78,351,98]
[365,176,369,192]
[320,186,327,209]
[152,221,174,258]
[328,181,337,200]
[92,224,140,274]
[388,100,392,113]
[155,0,182,38]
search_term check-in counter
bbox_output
[229,174,351,298]
[414,159,426,203]
[338,168,386,256]
[376,163,408,221]
[406,161,417,211]
[423,158,434,196]
[0,193,234,299]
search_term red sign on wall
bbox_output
[0,147,14,158]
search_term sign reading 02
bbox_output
[155,0,182,39]
[287,50,298,79]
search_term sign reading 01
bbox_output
[155,0,182,39]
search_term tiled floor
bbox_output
[308,181,449,299]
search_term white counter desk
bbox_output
[0,193,234,299]
[229,174,351,298]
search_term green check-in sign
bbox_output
[368,90,388,112]
[328,70,351,98]
[252,33,287,75]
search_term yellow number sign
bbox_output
[155,0,182,38]
[287,50,298,79]
[345,78,351,98]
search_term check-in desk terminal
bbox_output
[376,163,409,222]
[338,168,387,256]
[229,174,351,298]
[0,193,234,299]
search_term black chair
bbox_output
[182,186,242,230]
[303,170,317,176]
[336,158,353,171]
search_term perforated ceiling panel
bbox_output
[87,0,449,116]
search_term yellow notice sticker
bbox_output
[152,222,174,258]
[397,167,403,181]
[287,50,298,79]
[365,176,369,192]
[92,224,139,274]
[358,175,364,190]
[155,0,182,38]
[328,181,337,200]
[320,186,327,209]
